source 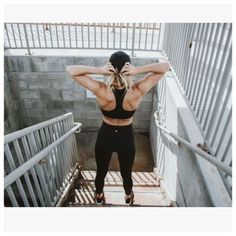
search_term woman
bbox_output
[66,51,170,205]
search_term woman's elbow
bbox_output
[66,66,74,76]
[163,62,171,73]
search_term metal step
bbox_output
[62,170,171,207]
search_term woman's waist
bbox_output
[102,116,133,127]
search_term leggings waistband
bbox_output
[101,121,133,130]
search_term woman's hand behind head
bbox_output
[121,62,137,76]
[100,62,116,75]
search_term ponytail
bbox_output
[105,68,133,92]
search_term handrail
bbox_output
[4,112,73,144]
[4,122,82,189]
[154,111,232,176]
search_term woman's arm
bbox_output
[121,61,170,96]
[121,61,170,75]
[66,63,115,96]
[66,62,115,76]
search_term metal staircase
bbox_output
[62,170,171,207]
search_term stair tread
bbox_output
[80,170,159,187]
[62,170,170,207]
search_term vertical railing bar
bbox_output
[33,130,55,202]
[192,23,212,111]
[126,23,129,49]
[4,144,30,207]
[178,23,190,83]
[168,24,175,64]
[44,125,64,189]
[175,24,184,75]
[101,23,103,48]
[215,111,231,160]
[6,186,19,207]
[144,22,148,50]
[68,24,72,48]
[23,24,31,55]
[58,120,70,181]
[53,123,66,186]
[151,23,155,50]
[138,22,142,50]
[204,41,232,137]
[66,117,74,165]
[70,117,78,164]
[81,23,84,48]
[43,23,48,48]
[13,140,39,207]
[209,79,231,148]
[62,119,73,178]
[183,23,197,92]
[107,22,109,49]
[64,118,73,170]
[185,23,202,98]
[75,24,78,48]
[113,22,115,49]
[65,117,74,169]
[186,23,204,99]
[179,24,190,81]
[94,23,97,48]
[167,24,173,58]
[198,23,223,123]
[119,23,122,49]
[17,23,23,48]
[157,23,162,51]
[162,23,168,52]
[34,129,57,199]
[48,124,63,190]
[36,24,41,48]
[171,24,178,70]
[220,135,232,164]
[39,127,62,188]
[87,23,90,48]
[21,136,45,207]
[182,23,196,91]
[11,23,17,48]
[55,23,59,48]
[30,23,35,48]
[4,23,12,48]
[62,24,66,48]
[189,23,206,105]
[49,24,54,48]
[56,121,67,185]
[200,23,228,126]
[195,23,216,117]
[27,133,52,206]
[131,23,136,56]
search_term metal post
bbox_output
[23,24,31,55]
[131,23,136,57]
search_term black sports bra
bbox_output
[100,88,136,119]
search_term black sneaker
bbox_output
[95,192,105,205]
[125,191,134,205]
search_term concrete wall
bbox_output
[4,55,157,172]
[4,73,20,134]
[149,74,232,207]
[4,55,157,132]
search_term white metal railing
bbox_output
[161,23,232,196]
[4,113,82,207]
[4,23,162,56]
[154,111,232,177]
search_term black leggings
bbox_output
[95,121,135,195]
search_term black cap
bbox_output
[109,51,131,72]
